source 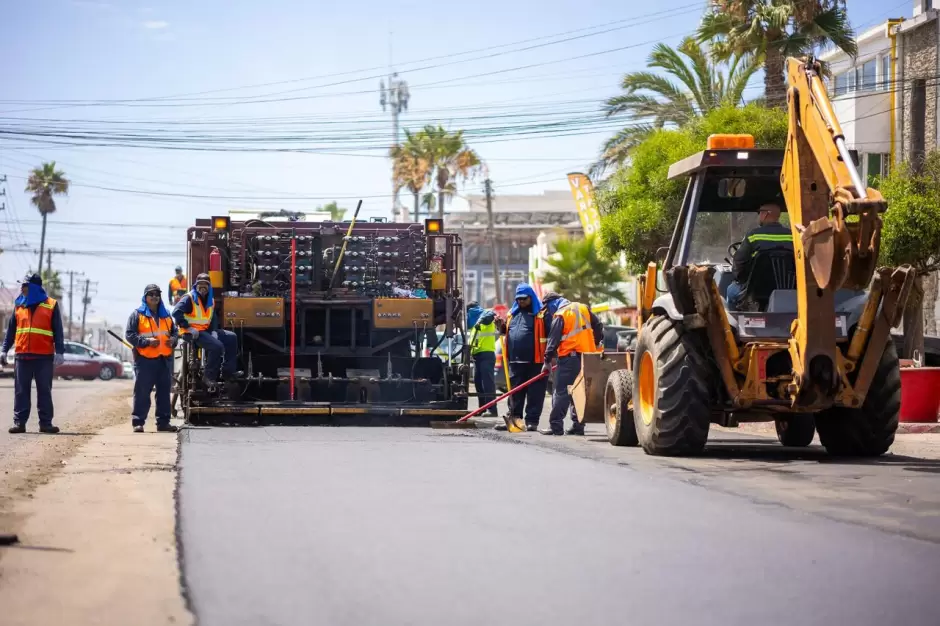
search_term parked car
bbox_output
[120,361,135,379]
[57,341,124,381]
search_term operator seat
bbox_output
[737,249,796,312]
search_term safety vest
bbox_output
[14,298,57,355]
[557,302,597,358]
[505,310,547,364]
[470,321,497,355]
[136,314,174,358]
[170,276,188,295]
[181,295,213,333]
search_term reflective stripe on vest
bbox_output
[471,321,497,355]
[13,298,56,355]
[557,303,597,357]
[137,314,174,359]
[182,296,213,332]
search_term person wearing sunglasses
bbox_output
[125,284,179,433]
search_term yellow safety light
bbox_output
[425,218,443,233]
[706,134,755,150]
[212,216,230,231]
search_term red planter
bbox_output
[899,367,940,423]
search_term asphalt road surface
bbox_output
[179,420,940,626]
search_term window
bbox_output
[865,153,891,186]
[834,72,850,96]
[857,59,877,92]
[881,55,891,90]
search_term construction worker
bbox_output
[468,301,499,418]
[125,284,178,433]
[2,273,65,434]
[541,301,604,436]
[172,273,239,384]
[725,203,793,309]
[169,266,188,305]
[495,283,547,432]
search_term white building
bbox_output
[820,1,939,179]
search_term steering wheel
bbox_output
[725,241,742,266]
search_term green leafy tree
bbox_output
[25,161,70,275]
[541,234,627,305]
[595,36,760,176]
[415,125,483,218]
[390,130,432,221]
[697,0,857,109]
[598,104,788,272]
[318,201,347,222]
[40,268,63,301]
[878,151,940,357]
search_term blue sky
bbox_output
[0,0,911,324]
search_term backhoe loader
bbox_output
[599,56,914,457]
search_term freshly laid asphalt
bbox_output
[178,424,940,626]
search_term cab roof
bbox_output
[666,147,859,180]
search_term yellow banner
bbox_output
[566,173,601,237]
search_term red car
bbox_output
[56,341,124,381]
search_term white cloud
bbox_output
[142,20,169,29]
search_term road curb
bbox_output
[897,422,940,434]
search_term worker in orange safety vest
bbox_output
[126,284,179,433]
[169,266,188,305]
[540,301,604,436]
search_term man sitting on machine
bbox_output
[725,203,795,310]
[172,273,239,386]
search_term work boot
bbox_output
[566,425,585,436]
[133,424,144,433]
[39,425,60,434]
[539,428,563,436]
[526,423,538,432]
[156,423,179,433]
[493,422,508,431]
[8,423,25,434]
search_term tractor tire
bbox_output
[632,316,711,456]
[815,340,901,457]
[774,414,815,447]
[604,369,637,447]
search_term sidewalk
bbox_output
[0,421,192,626]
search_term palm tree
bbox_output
[594,37,759,177]
[40,268,63,300]
[25,162,70,274]
[417,125,483,219]
[390,130,432,221]
[318,201,347,221]
[697,0,857,109]
[541,235,627,306]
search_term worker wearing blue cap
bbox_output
[2,273,65,434]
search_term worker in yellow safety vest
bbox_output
[468,301,500,417]
[540,301,603,436]
[169,266,188,305]
[171,273,239,385]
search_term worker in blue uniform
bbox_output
[2,274,65,434]
[126,284,179,433]
[171,273,239,384]
[495,283,547,432]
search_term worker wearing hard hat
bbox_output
[541,301,604,436]
[125,284,179,433]
[169,266,188,305]
[171,273,239,384]
[2,273,66,434]
[467,301,499,418]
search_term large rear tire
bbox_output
[774,413,815,447]
[815,340,901,457]
[605,369,637,447]
[632,316,711,456]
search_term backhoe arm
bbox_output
[780,57,888,406]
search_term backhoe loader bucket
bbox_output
[571,353,630,424]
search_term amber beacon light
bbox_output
[706,134,755,150]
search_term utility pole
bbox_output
[483,177,502,306]
[64,270,83,341]
[379,44,410,221]
[80,279,92,345]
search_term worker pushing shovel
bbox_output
[446,364,557,432]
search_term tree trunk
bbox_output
[437,189,444,219]
[923,270,938,338]
[764,45,787,109]
[37,212,48,275]
[902,274,926,360]
[413,191,420,222]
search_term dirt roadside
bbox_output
[0,383,193,626]
[726,422,940,459]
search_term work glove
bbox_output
[145,338,160,347]
[541,360,553,375]
[190,329,200,340]
[0,351,7,366]
[54,354,65,367]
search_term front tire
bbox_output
[815,340,901,457]
[632,316,712,456]
[774,414,816,447]
[605,369,637,447]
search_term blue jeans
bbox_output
[548,355,581,434]
[194,330,238,381]
[725,281,744,308]
[473,352,498,415]
[133,356,173,427]
[13,357,54,427]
